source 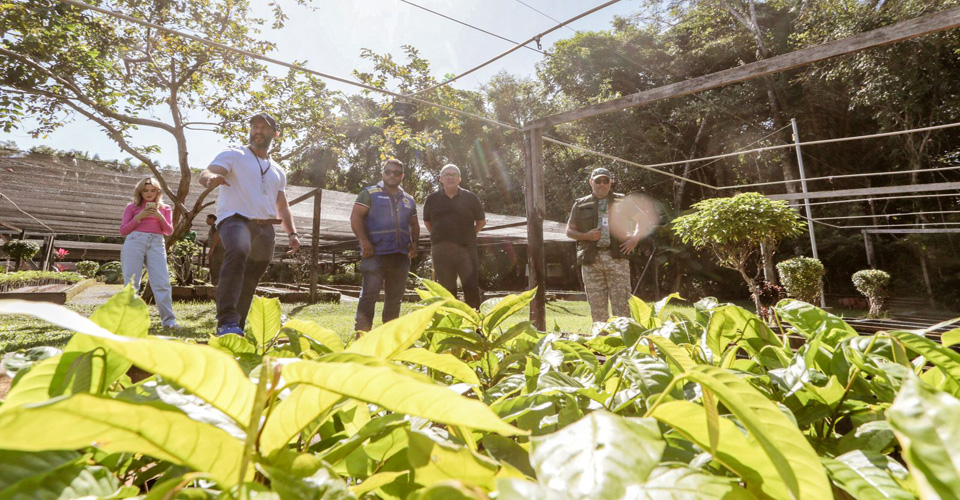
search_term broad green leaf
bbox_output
[321,414,408,465]
[406,430,499,490]
[529,411,665,500]
[482,288,536,333]
[888,375,960,499]
[209,333,257,356]
[261,462,354,500]
[822,450,913,500]
[653,293,683,319]
[0,300,256,427]
[0,393,249,486]
[260,385,343,457]
[246,296,282,348]
[630,296,658,328]
[774,299,858,347]
[652,400,814,500]
[0,462,120,500]
[889,330,960,398]
[492,321,536,349]
[680,365,831,500]
[620,355,674,399]
[1,353,64,409]
[941,328,960,348]
[0,449,81,491]
[408,480,490,500]
[393,348,481,386]
[835,421,897,455]
[1,345,59,379]
[644,336,697,372]
[351,471,408,496]
[481,434,535,478]
[348,303,443,358]
[283,319,344,352]
[419,278,456,300]
[282,355,524,435]
[629,465,756,500]
[707,306,780,358]
[64,285,150,391]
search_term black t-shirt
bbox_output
[422,188,485,247]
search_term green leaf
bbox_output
[392,348,480,386]
[283,319,344,352]
[889,330,960,398]
[481,288,536,333]
[529,411,665,500]
[246,296,282,349]
[0,462,120,500]
[260,385,343,457]
[348,303,443,358]
[0,393,249,486]
[0,299,257,427]
[775,300,858,347]
[888,374,960,499]
[261,462,354,500]
[408,480,490,500]
[630,296,658,328]
[406,429,499,489]
[64,284,150,391]
[631,465,756,500]
[282,354,524,435]
[822,450,913,500]
[492,321,536,349]
[679,365,831,500]
[1,353,64,409]
[644,336,697,373]
[351,471,408,497]
[835,421,897,455]
[651,400,812,500]
[941,328,960,348]
[0,449,81,491]
[706,306,781,358]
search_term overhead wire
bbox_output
[399,0,544,54]
[0,190,57,234]
[814,209,960,221]
[801,192,960,207]
[718,165,960,190]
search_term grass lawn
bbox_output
[2,298,683,353]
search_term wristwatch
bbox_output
[289,232,300,237]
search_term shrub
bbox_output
[2,240,40,271]
[776,257,824,304]
[852,269,891,318]
[76,260,100,278]
[168,238,201,286]
[0,270,83,293]
[751,280,786,322]
[329,273,362,286]
[98,261,123,284]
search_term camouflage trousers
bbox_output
[581,252,631,323]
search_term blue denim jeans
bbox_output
[121,231,176,326]
[355,252,410,331]
[216,216,275,327]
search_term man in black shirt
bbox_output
[422,164,486,308]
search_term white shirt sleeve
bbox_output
[209,148,239,174]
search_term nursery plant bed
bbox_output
[0,278,96,304]
[171,285,217,301]
[256,284,340,304]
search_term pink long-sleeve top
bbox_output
[120,202,174,237]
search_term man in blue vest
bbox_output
[350,158,420,332]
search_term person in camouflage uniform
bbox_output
[566,168,643,323]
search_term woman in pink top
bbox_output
[120,177,179,328]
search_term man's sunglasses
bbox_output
[383,170,403,177]
[593,178,611,184]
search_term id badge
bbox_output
[601,215,609,227]
[261,179,268,196]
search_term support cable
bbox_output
[801,192,960,207]
[0,190,57,234]
[405,0,622,96]
[399,0,544,54]
[813,209,960,221]
[719,165,960,190]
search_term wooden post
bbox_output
[863,230,876,269]
[310,188,322,303]
[523,127,546,330]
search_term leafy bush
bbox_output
[98,261,123,284]
[853,269,891,318]
[1,239,40,271]
[672,192,804,314]
[168,238,201,286]
[1,285,959,499]
[0,270,83,293]
[75,260,100,278]
[776,257,824,304]
[329,272,362,286]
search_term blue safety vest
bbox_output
[363,186,416,256]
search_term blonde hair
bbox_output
[133,177,164,206]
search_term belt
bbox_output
[250,218,281,225]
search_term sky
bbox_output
[3,0,641,168]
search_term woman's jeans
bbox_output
[354,252,410,331]
[121,231,176,326]
[216,216,276,327]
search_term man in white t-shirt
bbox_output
[199,113,301,336]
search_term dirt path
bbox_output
[68,284,123,306]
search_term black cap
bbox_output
[249,112,277,131]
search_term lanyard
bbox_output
[249,147,270,179]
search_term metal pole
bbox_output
[309,188,322,303]
[791,118,825,308]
